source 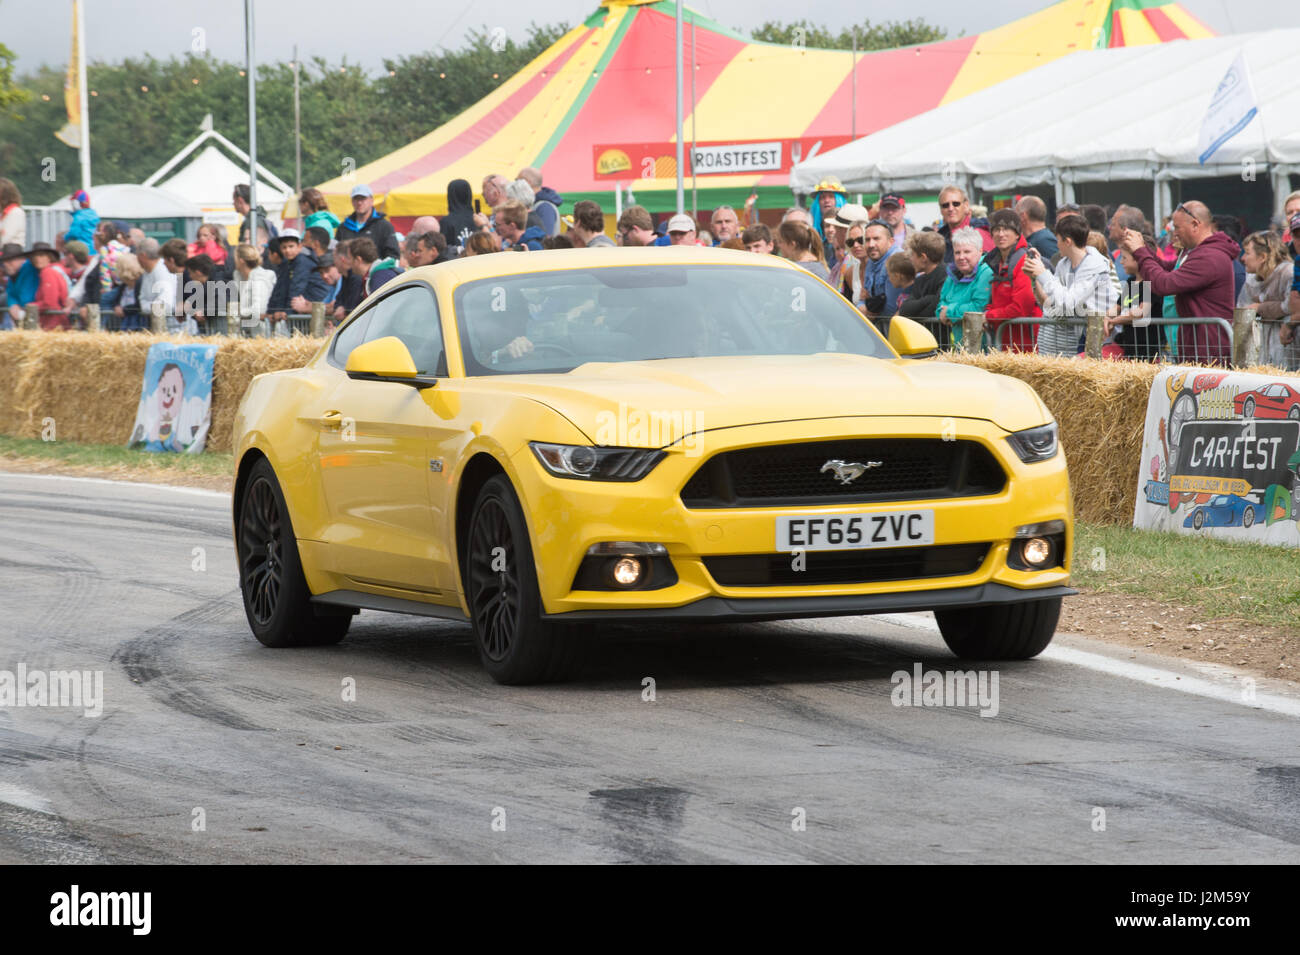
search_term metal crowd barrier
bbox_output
[21,301,332,338]
[986,314,1235,366]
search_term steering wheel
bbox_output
[524,341,577,359]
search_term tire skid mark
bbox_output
[389,724,477,745]
[111,592,264,732]
[292,703,394,725]
[998,760,1300,847]
[0,498,230,539]
[1,539,101,656]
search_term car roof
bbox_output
[402,245,805,286]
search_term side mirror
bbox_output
[345,336,436,388]
[888,316,939,358]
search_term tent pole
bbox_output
[674,0,684,215]
[75,0,90,191]
[245,0,258,246]
[293,44,301,196]
[690,14,697,220]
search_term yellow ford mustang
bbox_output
[233,246,1072,683]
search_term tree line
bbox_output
[0,18,946,208]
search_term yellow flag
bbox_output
[55,0,82,148]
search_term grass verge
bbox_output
[1072,522,1300,632]
[0,435,234,489]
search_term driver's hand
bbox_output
[505,336,533,359]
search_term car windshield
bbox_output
[453,264,894,375]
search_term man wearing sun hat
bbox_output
[66,189,100,246]
[11,242,70,330]
[827,203,870,290]
[334,183,399,259]
[2,242,38,329]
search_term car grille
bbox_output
[680,439,1006,507]
[704,543,991,587]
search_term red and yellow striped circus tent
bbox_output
[311,0,1213,217]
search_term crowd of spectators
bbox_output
[2,168,1297,368]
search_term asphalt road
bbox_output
[1,472,1298,864]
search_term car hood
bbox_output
[485,354,1050,446]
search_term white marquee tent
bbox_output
[789,30,1300,226]
[144,118,292,229]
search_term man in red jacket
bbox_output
[1121,201,1236,365]
[982,209,1040,352]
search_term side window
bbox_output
[363,284,446,376]
[331,312,371,368]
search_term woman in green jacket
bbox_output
[300,187,341,235]
[937,227,993,347]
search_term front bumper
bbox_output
[543,582,1077,623]
[511,416,1073,617]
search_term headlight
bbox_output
[1006,422,1059,463]
[530,442,666,481]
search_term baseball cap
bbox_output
[832,203,870,228]
[71,189,89,204]
[278,228,301,241]
[349,184,373,199]
[314,253,335,271]
[879,193,905,209]
[667,213,696,233]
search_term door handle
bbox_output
[319,410,343,430]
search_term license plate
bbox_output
[775,510,934,552]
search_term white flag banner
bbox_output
[1197,51,1257,164]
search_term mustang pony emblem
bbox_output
[820,459,882,485]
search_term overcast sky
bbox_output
[7,0,1296,76]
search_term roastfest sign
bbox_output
[1134,367,1300,544]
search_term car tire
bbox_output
[237,458,351,648]
[465,474,579,684]
[935,596,1062,660]
[1243,397,1256,419]
[1193,509,1205,530]
[1288,405,1299,421]
[1243,506,1255,528]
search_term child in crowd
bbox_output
[886,252,916,314]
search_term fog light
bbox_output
[611,557,644,587]
[1021,537,1053,568]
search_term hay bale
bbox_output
[209,337,324,452]
[945,353,1161,524]
[0,333,35,435]
[3,331,155,444]
[0,331,324,452]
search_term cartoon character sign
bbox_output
[1136,366,1300,546]
[128,343,216,454]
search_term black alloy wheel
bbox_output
[237,458,350,648]
[465,475,580,683]
[241,475,283,627]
